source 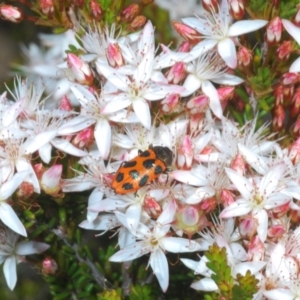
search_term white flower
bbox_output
[181,51,243,118]
[182,0,268,68]
[96,21,185,129]
[220,164,291,242]
[109,200,203,292]
[0,226,49,290]
[21,109,87,163]
[66,85,138,159]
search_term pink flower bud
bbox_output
[39,0,54,18]
[199,197,217,213]
[66,53,94,85]
[274,84,284,106]
[60,95,73,111]
[272,104,285,131]
[217,86,234,110]
[220,189,235,206]
[41,165,63,196]
[177,135,194,170]
[291,117,300,138]
[186,95,209,115]
[239,216,258,239]
[143,196,161,219]
[172,21,201,44]
[121,4,140,22]
[289,136,300,164]
[228,0,245,20]
[230,154,246,175]
[265,17,282,45]
[202,0,219,12]
[16,181,35,199]
[73,127,94,149]
[43,257,58,275]
[270,201,290,218]
[268,225,285,241]
[0,4,23,23]
[247,236,264,261]
[90,0,102,21]
[160,93,180,114]
[290,87,300,118]
[106,43,124,68]
[281,72,300,86]
[276,40,294,61]
[166,62,186,84]
[177,41,191,53]
[129,16,147,31]
[237,46,252,67]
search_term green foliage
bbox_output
[202,244,258,300]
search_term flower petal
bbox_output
[217,38,237,69]
[95,119,111,159]
[3,256,17,290]
[0,203,27,237]
[16,241,49,255]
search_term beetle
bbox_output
[111,146,173,194]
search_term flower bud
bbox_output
[239,216,258,239]
[272,104,285,131]
[166,62,186,84]
[291,117,300,138]
[276,40,294,61]
[66,53,94,85]
[230,154,246,175]
[281,72,300,86]
[274,84,284,106]
[199,197,217,213]
[60,95,73,111]
[228,0,245,20]
[72,127,94,149]
[143,196,161,219]
[106,43,124,67]
[121,3,140,22]
[41,165,63,196]
[172,21,201,44]
[160,93,180,114]
[177,135,194,170]
[0,4,23,23]
[39,0,54,18]
[202,0,219,12]
[43,257,58,275]
[129,15,147,31]
[237,46,252,67]
[217,86,234,110]
[220,189,235,206]
[90,0,102,21]
[247,236,264,261]
[290,87,300,118]
[265,17,282,45]
[16,182,35,200]
[268,225,285,242]
[186,95,209,115]
[72,0,84,8]
[289,136,300,164]
[177,41,191,53]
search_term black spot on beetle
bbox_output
[154,165,163,174]
[122,183,134,190]
[143,159,155,169]
[139,150,151,157]
[123,161,137,168]
[116,172,124,183]
[139,175,149,187]
[129,170,140,179]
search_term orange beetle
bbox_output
[111,146,173,194]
